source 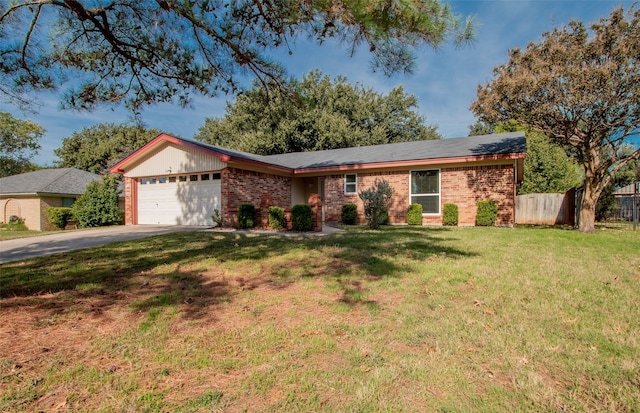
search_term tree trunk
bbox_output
[578,178,602,233]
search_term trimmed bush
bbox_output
[407,203,423,225]
[268,206,285,230]
[237,203,256,228]
[476,200,498,226]
[47,207,74,229]
[341,203,358,225]
[380,208,390,225]
[442,203,459,226]
[291,204,312,231]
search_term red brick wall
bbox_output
[324,171,409,224]
[222,168,291,225]
[441,164,515,226]
[322,163,515,226]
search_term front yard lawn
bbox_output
[1,226,638,412]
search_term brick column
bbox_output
[308,193,323,232]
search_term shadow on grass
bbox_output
[0,226,477,317]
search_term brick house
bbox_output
[0,168,104,231]
[110,132,526,228]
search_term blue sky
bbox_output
[1,0,636,166]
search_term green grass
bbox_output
[1,226,639,412]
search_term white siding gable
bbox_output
[126,142,227,177]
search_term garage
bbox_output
[137,173,221,225]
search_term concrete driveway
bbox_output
[0,225,207,264]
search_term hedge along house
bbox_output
[110,132,526,227]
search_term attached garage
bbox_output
[137,173,221,225]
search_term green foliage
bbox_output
[494,121,581,195]
[476,200,498,227]
[1,1,472,112]
[407,204,423,225]
[237,203,256,229]
[195,70,441,155]
[359,179,395,229]
[46,207,74,229]
[443,203,459,226]
[268,206,285,230]
[55,123,162,174]
[0,221,28,231]
[211,209,223,227]
[341,204,358,225]
[0,112,44,177]
[72,175,123,228]
[291,204,312,232]
[472,5,640,232]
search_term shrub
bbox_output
[237,203,255,229]
[211,209,223,227]
[443,203,459,226]
[407,204,423,225]
[268,206,285,230]
[341,203,358,225]
[358,179,394,229]
[1,217,28,231]
[476,200,498,226]
[380,208,390,225]
[47,207,74,229]
[73,175,123,228]
[291,204,312,231]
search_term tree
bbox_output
[467,120,494,137]
[55,123,162,174]
[0,111,44,177]
[196,70,440,155]
[359,179,395,229]
[471,5,640,233]
[493,121,581,195]
[72,175,123,228]
[1,1,473,112]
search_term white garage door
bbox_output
[137,174,221,225]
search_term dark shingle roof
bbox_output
[0,168,103,196]
[182,132,526,171]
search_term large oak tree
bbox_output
[471,5,640,233]
[1,0,472,111]
[195,70,440,155]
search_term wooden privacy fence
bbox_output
[515,189,575,226]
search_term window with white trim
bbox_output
[345,174,357,194]
[410,170,440,214]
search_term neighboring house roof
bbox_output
[111,132,527,174]
[614,182,639,196]
[0,168,102,196]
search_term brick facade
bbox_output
[222,168,292,225]
[322,163,516,226]
[123,176,136,225]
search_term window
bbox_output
[410,170,440,214]
[212,173,221,180]
[62,198,75,208]
[149,178,157,184]
[200,173,210,181]
[159,177,167,183]
[140,178,148,184]
[345,174,357,194]
[168,176,177,183]
[189,174,198,182]
[179,175,187,182]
